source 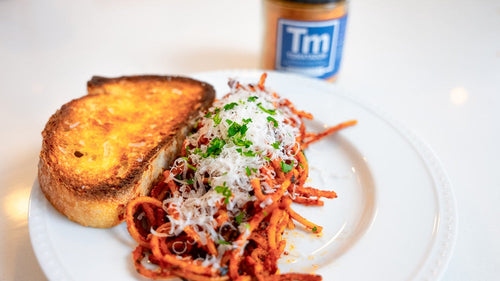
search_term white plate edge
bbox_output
[28,69,458,281]
[192,69,458,280]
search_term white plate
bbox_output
[29,70,457,281]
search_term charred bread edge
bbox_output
[38,131,185,228]
[87,75,214,95]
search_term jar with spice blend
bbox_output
[262,0,348,81]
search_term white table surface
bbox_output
[0,0,498,280]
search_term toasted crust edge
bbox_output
[38,75,215,228]
[38,132,185,228]
[87,74,214,95]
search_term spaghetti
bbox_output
[126,73,356,280]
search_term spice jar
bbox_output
[262,0,348,81]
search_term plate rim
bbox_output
[193,69,458,280]
[28,69,458,281]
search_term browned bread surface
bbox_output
[38,75,215,228]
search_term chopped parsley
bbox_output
[233,138,253,148]
[214,182,232,204]
[181,157,197,171]
[280,160,294,173]
[312,226,318,232]
[243,150,257,157]
[257,102,276,115]
[227,122,242,137]
[206,108,222,125]
[226,120,249,145]
[223,102,238,110]
[271,141,281,149]
[248,96,258,102]
[246,166,252,176]
[204,137,226,157]
[213,108,222,125]
[235,148,259,157]
[235,212,245,224]
[240,124,249,135]
[218,239,231,245]
[267,116,278,127]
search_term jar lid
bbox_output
[283,0,344,4]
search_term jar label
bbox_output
[275,15,347,79]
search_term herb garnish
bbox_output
[233,138,253,148]
[257,102,276,115]
[204,137,226,157]
[181,157,197,171]
[213,108,222,125]
[235,212,245,224]
[271,141,281,149]
[214,182,232,204]
[227,122,242,137]
[223,102,238,111]
[280,160,294,173]
[267,116,278,127]
[240,124,248,135]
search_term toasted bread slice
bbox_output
[38,75,215,228]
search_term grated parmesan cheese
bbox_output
[161,79,303,263]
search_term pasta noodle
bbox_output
[126,73,356,280]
